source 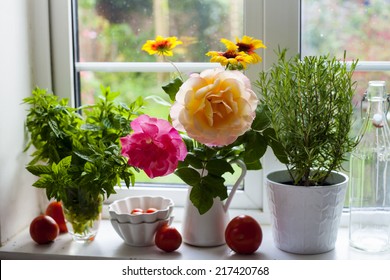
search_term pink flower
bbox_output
[170,68,258,146]
[120,115,187,178]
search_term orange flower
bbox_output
[142,36,183,56]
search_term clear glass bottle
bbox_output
[349,81,390,252]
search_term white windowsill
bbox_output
[1,218,389,260]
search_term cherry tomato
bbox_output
[155,225,182,252]
[45,201,68,233]
[146,208,158,213]
[131,208,144,214]
[30,215,59,244]
[225,215,262,254]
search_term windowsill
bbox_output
[1,220,389,260]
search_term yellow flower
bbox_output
[206,50,253,69]
[170,68,258,147]
[142,36,183,56]
[206,37,261,69]
[235,35,266,63]
[220,38,238,51]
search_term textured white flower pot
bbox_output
[266,170,348,254]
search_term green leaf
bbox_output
[269,139,289,164]
[206,159,234,176]
[243,131,267,163]
[84,161,95,174]
[73,151,94,163]
[48,119,61,138]
[183,153,204,169]
[58,156,72,170]
[51,162,59,174]
[245,160,262,170]
[189,185,213,215]
[251,104,271,131]
[102,117,113,129]
[162,77,183,101]
[32,176,53,189]
[26,164,52,176]
[202,174,228,200]
[174,167,201,186]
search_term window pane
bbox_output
[80,71,171,118]
[301,0,390,61]
[77,0,244,62]
[76,0,245,186]
[301,0,390,126]
[79,71,243,187]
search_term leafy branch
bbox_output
[23,86,143,210]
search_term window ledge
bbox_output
[1,220,389,260]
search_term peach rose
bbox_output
[170,68,258,146]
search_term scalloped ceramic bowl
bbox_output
[108,196,174,224]
[110,216,173,246]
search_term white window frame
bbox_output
[49,0,285,219]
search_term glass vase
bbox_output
[349,81,390,253]
[63,193,103,243]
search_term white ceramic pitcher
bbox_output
[182,160,247,247]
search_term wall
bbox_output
[0,0,50,245]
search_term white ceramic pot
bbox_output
[182,195,230,247]
[266,170,348,254]
[182,160,247,247]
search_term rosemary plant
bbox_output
[257,49,359,186]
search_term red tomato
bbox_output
[131,208,144,214]
[30,215,59,244]
[146,208,158,213]
[155,225,182,252]
[225,215,262,254]
[45,201,68,233]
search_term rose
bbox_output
[120,115,187,178]
[170,68,258,146]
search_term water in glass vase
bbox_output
[349,81,390,253]
[349,153,390,252]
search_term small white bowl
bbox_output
[108,196,174,224]
[110,216,173,246]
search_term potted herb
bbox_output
[23,87,142,242]
[256,49,358,254]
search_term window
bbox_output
[50,0,270,215]
[51,0,389,219]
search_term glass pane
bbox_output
[301,0,390,128]
[77,0,244,62]
[76,1,245,186]
[301,0,390,61]
[80,71,172,118]
[79,71,243,187]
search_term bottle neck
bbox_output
[365,98,387,129]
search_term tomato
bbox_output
[225,215,262,254]
[155,225,182,252]
[29,215,59,244]
[131,208,144,214]
[146,208,158,214]
[45,201,68,233]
